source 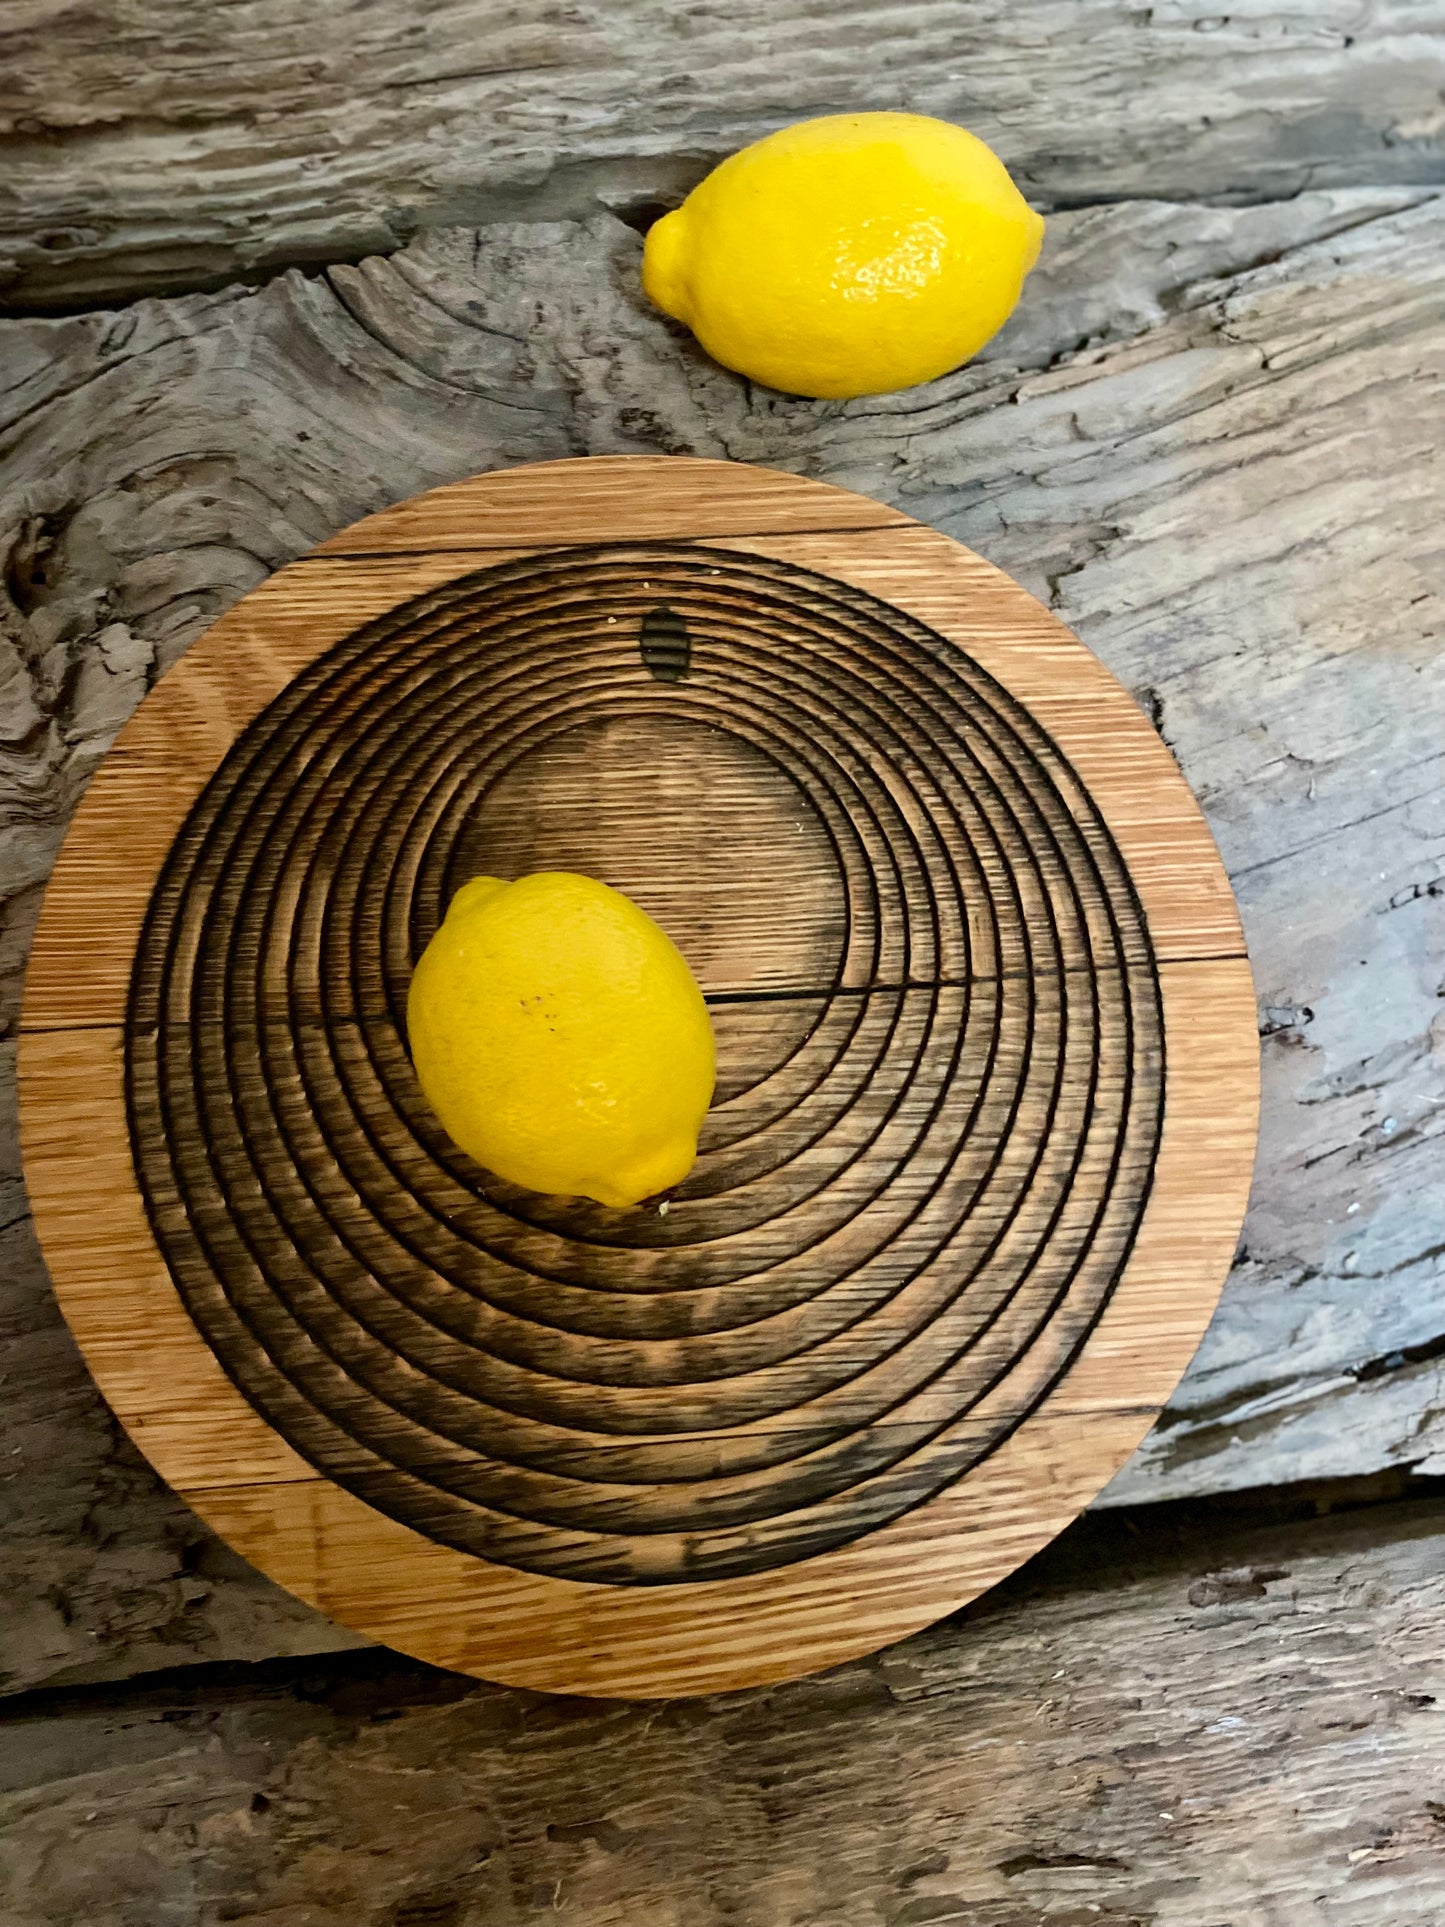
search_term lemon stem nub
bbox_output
[641,209,692,324]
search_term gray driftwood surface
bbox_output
[8,1498,1445,1925]
[3,7,1445,1915]
[3,1,1445,310]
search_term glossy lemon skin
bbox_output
[642,112,1044,400]
[406,873,715,1210]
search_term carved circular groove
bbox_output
[20,458,1257,1695]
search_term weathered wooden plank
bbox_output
[5,1496,1445,1925]
[2,0,1445,309]
[0,188,1441,1691]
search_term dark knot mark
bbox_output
[639,605,690,682]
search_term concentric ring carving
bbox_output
[125,543,1164,1585]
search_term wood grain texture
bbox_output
[0,188,1439,1693]
[3,1,1444,309]
[18,459,1255,1693]
[7,1496,1445,1927]
[311,456,911,553]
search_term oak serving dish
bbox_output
[18,457,1258,1697]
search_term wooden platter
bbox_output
[18,457,1258,1697]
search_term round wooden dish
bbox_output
[19,457,1257,1698]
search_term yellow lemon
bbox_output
[642,111,1044,400]
[407,873,715,1209]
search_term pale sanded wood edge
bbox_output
[311,456,914,554]
[18,955,1257,1697]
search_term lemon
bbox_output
[642,111,1044,400]
[406,873,715,1209]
